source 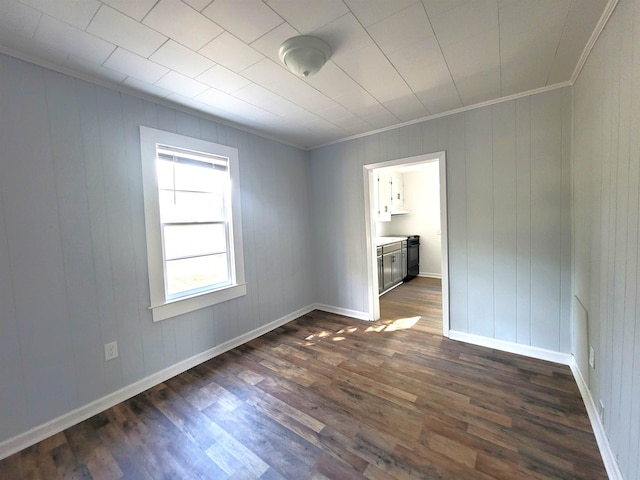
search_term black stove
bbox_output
[405,235,419,280]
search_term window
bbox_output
[140,126,246,322]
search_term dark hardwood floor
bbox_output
[0,277,607,479]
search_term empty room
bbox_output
[0,0,638,479]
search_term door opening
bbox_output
[363,152,450,337]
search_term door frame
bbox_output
[363,151,450,337]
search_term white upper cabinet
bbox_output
[376,171,392,221]
[390,171,404,210]
[375,170,408,220]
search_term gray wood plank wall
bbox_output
[0,53,314,444]
[309,87,572,352]
[573,0,640,477]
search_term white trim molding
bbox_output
[570,0,620,84]
[448,330,622,479]
[312,303,371,321]
[447,330,573,365]
[0,304,316,461]
[569,358,623,480]
[418,273,442,279]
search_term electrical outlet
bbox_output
[589,346,595,368]
[104,341,118,361]
[599,400,605,423]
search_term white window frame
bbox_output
[140,126,246,322]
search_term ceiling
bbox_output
[0,0,611,149]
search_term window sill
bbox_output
[149,283,247,322]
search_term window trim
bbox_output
[140,126,246,322]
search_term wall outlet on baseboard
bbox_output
[105,341,118,361]
[589,346,595,368]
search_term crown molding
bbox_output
[570,0,620,84]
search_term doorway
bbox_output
[363,152,450,337]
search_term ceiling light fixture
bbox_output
[278,36,331,78]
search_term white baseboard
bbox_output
[448,330,621,479]
[447,330,573,365]
[312,303,371,321]
[418,272,442,279]
[0,304,316,461]
[2,308,622,480]
[569,358,623,480]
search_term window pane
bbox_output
[166,254,229,296]
[163,224,227,260]
[159,190,225,223]
[157,159,227,193]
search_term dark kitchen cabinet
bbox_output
[379,240,406,294]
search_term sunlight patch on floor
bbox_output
[366,316,421,333]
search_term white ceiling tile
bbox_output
[149,40,214,78]
[199,32,264,72]
[547,0,609,84]
[65,55,127,84]
[233,83,315,121]
[385,37,450,90]
[304,62,384,117]
[343,0,418,27]
[396,50,461,113]
[383,94,429,121]
[0,24,69,65]
[20,0,100,29]
[197,65,252,93]
[0,0,609,147]
[312,102,356,122]
[250,22,299,64]
[196,88,282,124]
[441,29,500,79]
[103,47,169,84]
[299,121,349,144]
[421,0,468,18]
[202,0,283,43]
[331,115,371,134]
[164,92,208,111]
[414,83,462,114]
[143,0,223,50]
[366,3,434,54]
[155,71,209,98]
[241,59,335,112]
[455,67,501,105]
[87,5,167,58]
[311,13,372,56]
[122,77,173,98]
[500,34,558,95]
[0,1,41,38]
[99,0,157,21]
[333,43,414,104]
[34,15,115,65]
[182,0,213,13]
[498,0,570,39]
[353,103,399,129]
[428,0,498,47]
[264,0,348,34]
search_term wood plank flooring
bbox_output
[0,277,607,479]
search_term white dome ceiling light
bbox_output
[278,36,331,78]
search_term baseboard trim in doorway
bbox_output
[448,331,572,365]
[0,304,316,461]
[418,273,442,279]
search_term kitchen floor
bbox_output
[0,277,607,479]
[380,276,443,335]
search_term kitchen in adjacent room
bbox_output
[371,160,443,334]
